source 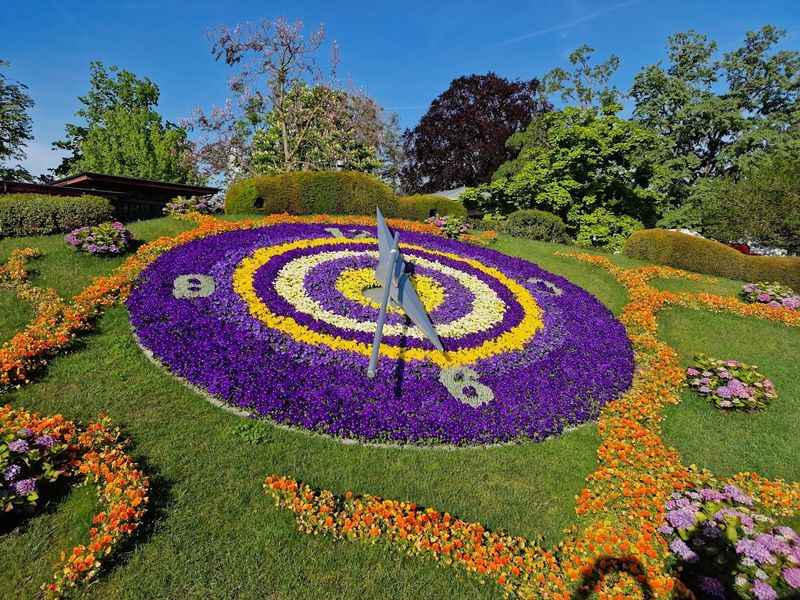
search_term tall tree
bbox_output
[462,107,673,226]
[400,73,546,193]
[52,62,161,177]
[76,106,199,183]
[542,45,622,113]
[250,83,384,175]
[0,60,34,182]
[52,62,200,183]
[192,18,400,184]
[629,26,800,203]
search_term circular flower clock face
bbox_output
[128,223,634,445]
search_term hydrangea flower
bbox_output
[751,580,778,600]
[783,567,800,589]
[3,464,21,482]
[669,538,698,562]
[8,439,29,453]
[35,435,55,449]
[13,478,36,496]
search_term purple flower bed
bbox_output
[1,426,70,514]
[661,485,800,599]
[127,223,634,445]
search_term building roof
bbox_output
[52,172,218,196]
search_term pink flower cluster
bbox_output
[686,354,776,411]
[741,282,800,311]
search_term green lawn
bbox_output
[0,219,797,599]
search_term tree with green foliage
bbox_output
[52,61,200,183]
[195,18,400,184]
[542,45,622,113]
[462,107,672,228]
[0,60,34,182]
[630,26,800,204]
[250,82,382,175]
[688,147,800,254]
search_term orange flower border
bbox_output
[265,252,800,599]
[0,405,149,599]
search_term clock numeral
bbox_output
[439,366,494,407]
[325,227,370,239]
[173,274,215,299]
[526,277,563,297]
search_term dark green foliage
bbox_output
[0,194,113,237]
[690,150,800,254]
[225,171,398,217]
[624,229,800,289]
[498,209,570,243]
[629,26,800,205]
[396,195,467,220]
[463,108,671,227]
[575,209,643,253]
[655,204,704,231]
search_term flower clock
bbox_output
[127,212,634,446]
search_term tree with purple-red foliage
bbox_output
[400,73,548,194]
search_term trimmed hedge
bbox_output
[225,171,398,217]
[624,229,800,290]
[396,195,468,220]
[0,194,114,237]
[499,209,571,243]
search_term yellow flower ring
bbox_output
[336,268,444,315]
[233,237,543,367]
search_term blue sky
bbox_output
[2,0,798,176]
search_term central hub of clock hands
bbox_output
[367,208,444,378]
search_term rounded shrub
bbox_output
[499,209,570,243]
[0,194,113,237]
[624,229,800,289]
[397,195,468,221]
[224,171,398,217]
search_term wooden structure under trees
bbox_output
[0,172,218,220]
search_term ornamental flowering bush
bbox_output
[660,484,800,600]
[163,193,223,216]
[425,214,470,239]
[65,221,132,256]
[0,405,149,599]
[686,354,777,411]
[741,282,800,311]
[1,419,71,514]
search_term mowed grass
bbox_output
[0,218,797,599]
[659,307,800,482]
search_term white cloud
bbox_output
[499,0,640,46]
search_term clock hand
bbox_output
[368,209,445,378]
[367,230,400,379]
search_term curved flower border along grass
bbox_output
[1,405,149,599]
[265,254,800,599]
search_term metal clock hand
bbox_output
[368,209,443,378]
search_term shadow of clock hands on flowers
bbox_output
[571,555,655,600]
